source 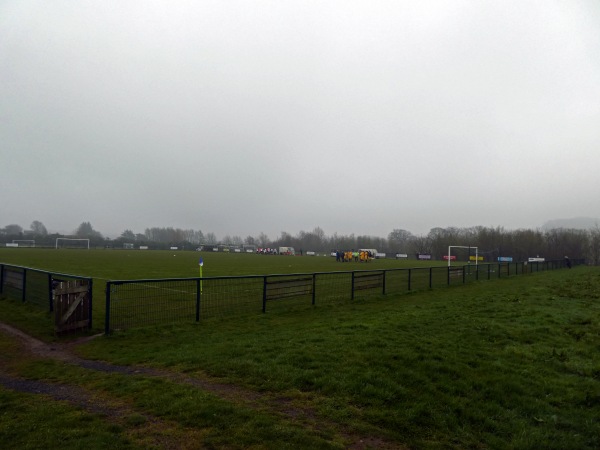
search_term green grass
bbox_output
[1,248,599,448]
[0,247,435,279]
[0,387,134,450]
[75,268,599,449]
[3,362,341,449]
[0,247,446,337]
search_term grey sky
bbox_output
[2,1,599,240]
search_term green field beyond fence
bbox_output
[0,248,581,334]
[104,260,575,334]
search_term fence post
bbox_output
[408,268,411,291]
[351,272,355,300]
[312,273,316,305]
[105,282,112,335]
[262,276,267,313]
[88,278,93,329]
[22,269,27,302]
[429,267,432,289]
[463,265,466,284]
[382,270,386,295]
[48,273,54,313]
[196,279,201,322]
[0,264,4,294]
[447,266,450,286]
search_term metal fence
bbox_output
[0,263,94,330]
[104,258,581,334]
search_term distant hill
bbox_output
[541,217,600,230]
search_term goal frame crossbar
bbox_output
[55,238,90,249]
[447,245,479,267]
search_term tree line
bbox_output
[2,221,600,264]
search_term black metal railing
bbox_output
[0,263,93,328]
[104,258,582,334]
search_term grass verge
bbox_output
[1,266,599,448]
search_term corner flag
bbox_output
[199,257,204,292]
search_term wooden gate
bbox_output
[53,279,91,334]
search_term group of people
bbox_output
[256,248,278,255]
[334,250,373,262]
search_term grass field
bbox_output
[1,249,599,448]
[0,247,436,279]
[0,248,444,335]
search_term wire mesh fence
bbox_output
[104,258,581,334]
[25,269,52,309]
[201,276,264,318]
[105,278,198,331]
[1,265,26,303]
[313,271,353,305]
[383,268,409,293]
[0,263,92,313]
[0,263,93,332]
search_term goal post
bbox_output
[447,246,478,267]
[55,238,90,249]
[242,244,257,253]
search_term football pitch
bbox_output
[0,247,434,280]
[0,248,436,319]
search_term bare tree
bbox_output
[510,229,545,261]
[257,232,270,247]
[427,227,463,259]
[120,229,136,240]
[75,222,102,239]
[276,231,293,247]
[411,235,432,256]
[587,225,600,265]
[30,220,48,236]
[387,229,415,252]
[1,224,23,236]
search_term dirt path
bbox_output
[0,322,276,406]
[0,322,399,449]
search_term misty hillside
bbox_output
[542,217,600,230]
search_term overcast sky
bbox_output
[2,1,599,240]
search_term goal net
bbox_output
[447,245,479,266]
[55,238,90,249]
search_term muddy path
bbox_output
[0,322,400,449]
